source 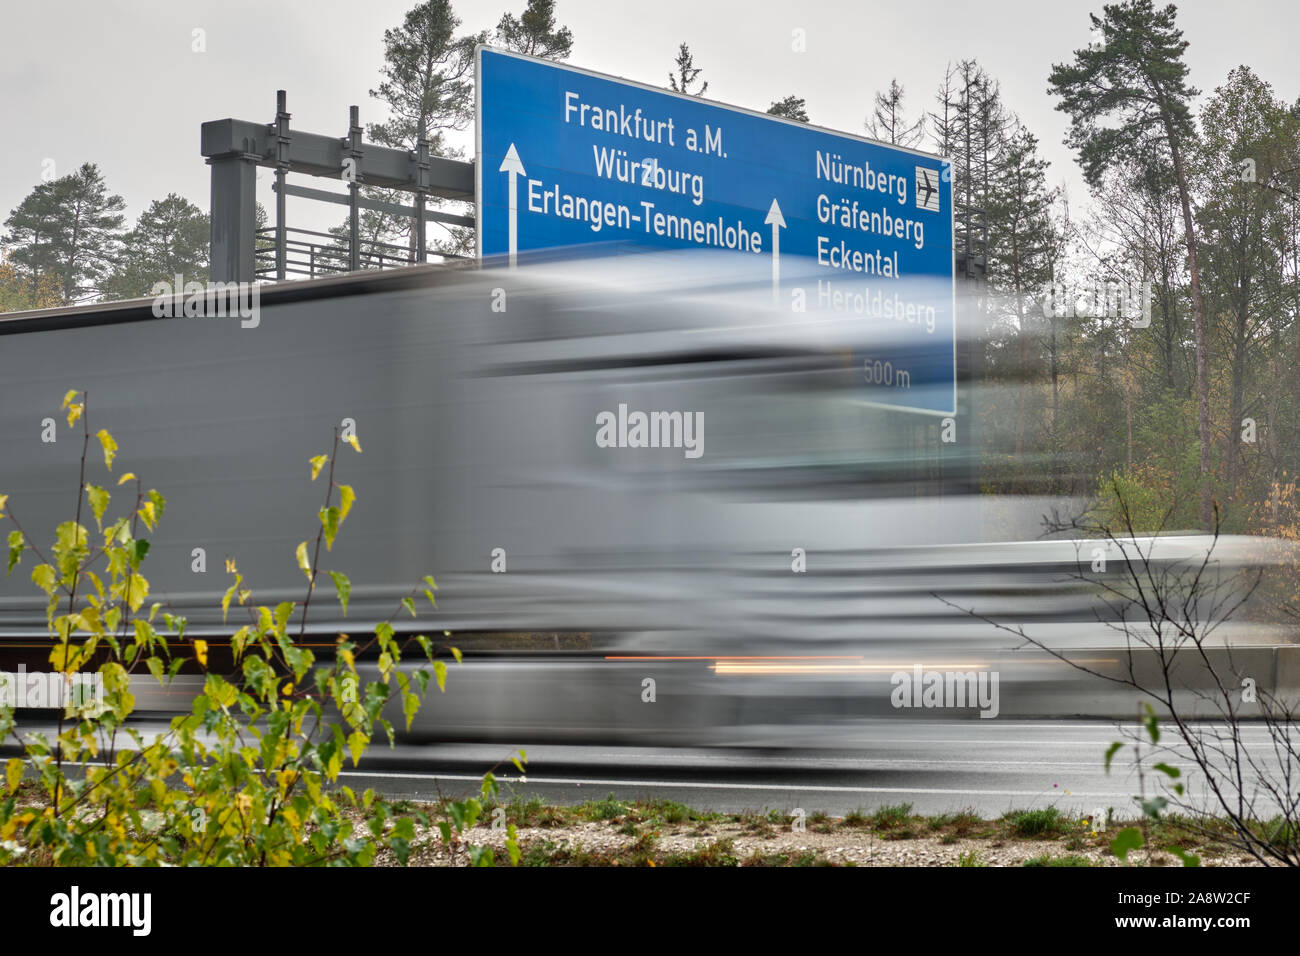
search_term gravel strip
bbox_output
[377,819,1259,867]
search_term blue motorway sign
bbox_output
[475,46,956,415]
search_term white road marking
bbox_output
[337,769,1130,798]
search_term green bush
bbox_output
[1006,807,1067,837]
[0,390,523,866]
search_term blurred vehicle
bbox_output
[1,253,1293,743]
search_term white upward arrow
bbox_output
[499,143,527,268]
[764,198,786,303]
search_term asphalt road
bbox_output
[8,717,1283,818]
[335,723,1206,816]
[339,719,1239,817]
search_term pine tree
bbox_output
[0,180,61,291]
[1,162,125,303]
[668,43,707,96]
[988,126,1058,317]
[103,194,209,300]
[495,0,574,59]
[367,0,486,259]
[767,96,808,123]
[369,0,481,153]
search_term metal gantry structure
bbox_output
[201,91,476,284]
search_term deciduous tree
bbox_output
[1049,0,1213,528]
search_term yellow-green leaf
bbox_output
[230,625,251,660]
[31,563,56,594]
[506,822,521,866]
[337,484,356,523]
[124,573,149,613]
[49,641,88,673]
[96,429,118,471]
[0,493,7,518]
[61,389,79,410]
[319,507,340,551]
[347,730,367,766]
[328,571,351,616]
[6,530,24,577]
[296,541,311,582]
[5,758,22,795]
[193,639,208,668]
[309,455,328,481]
[139,500,156,532]
[345,433,362,453]
[133,619,155,647]
[117,472,137,486]
[86,485,109,530]
[220,573,242,622]
[76,604,102,636]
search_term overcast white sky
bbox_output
[1,0,1295,239]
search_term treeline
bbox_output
[970,3,1300,539]
[0,168,208,309]
[0,1,580,301]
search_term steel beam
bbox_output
[202,105,475,283]
[206,150,259,285]
[200,118,474,196]
[275,182,474,227]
